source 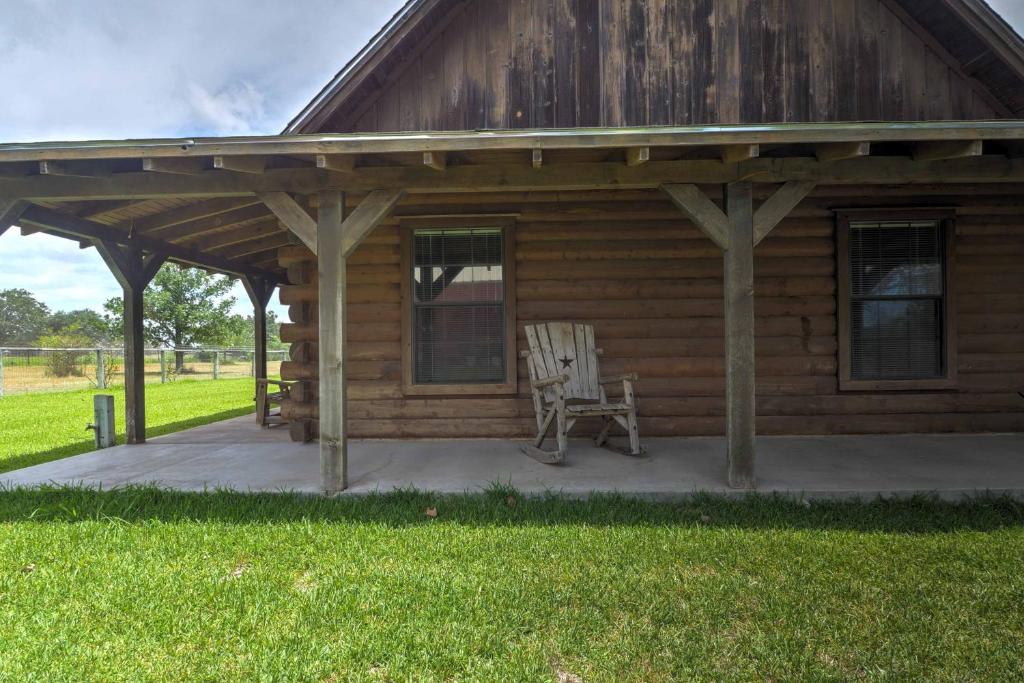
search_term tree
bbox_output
[0,288,51,345]
[217,310,285,349]
[104,263,238,371]
[46,309,111,344]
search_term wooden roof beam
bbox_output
[212,233,292,260]
[721,144,759,164]
[423,151,447,171]
[661,184,730,250]
[39,160,109,178]
[258,191,317,253]
[0,198,28,237]
[213,155,267,174]
[152,204,273,243]
[626,147,651,167]
[142,157,209,175]
[316,154,356,173]
[815,142,871,163]
[753,181,817,246]
[340,189,405,258]
[10,156,1024,198]
[130,197,264,234]
[913,139,984,162]
[180,218,281,252]
[17,204,278,280]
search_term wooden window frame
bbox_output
[836,209,958,392]
[400,216,518,397]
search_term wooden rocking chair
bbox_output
[521,322,643,464]
[255,378,294,427]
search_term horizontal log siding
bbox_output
[278,188,1024,439]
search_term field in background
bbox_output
[0,378,260,473]
[0,348,285,396]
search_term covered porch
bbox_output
[2,122,1024,494]
[2,416,1023,499]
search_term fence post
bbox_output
[250,350,255,377]
[213,350,220,380]
[96,349,106,389]
[160,350,167,383]
[0,349,5,399]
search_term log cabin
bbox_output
[1,0,1024,492]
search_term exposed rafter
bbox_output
[129,197,263,234]
[143,157,208,175]
[214,155,267,174]
[914,139,984,162]
[0,198,28,237]
[18,204,278,280]
[150,204,272,242]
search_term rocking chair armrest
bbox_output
[531,374,570,389]
[598,373,639,385]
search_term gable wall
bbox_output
[322,0,1005,133]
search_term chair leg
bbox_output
[626,408,641,456]
[594,417,613,447]
[522,386,568,464]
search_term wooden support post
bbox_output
[95,242,167,444]
[663,181,762,489]
[96,349,106,389]
[213,351,220,379]
[318,189,347,494]
[160,350,168,383]
[243,275,276,393]
[723,182,756,490]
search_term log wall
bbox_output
[277,186,1024,440]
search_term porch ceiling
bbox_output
[3,120,1024,281]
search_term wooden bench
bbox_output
[522,322,643,464]
[255,379,294,427]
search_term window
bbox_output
[401,220,517,395]
[837,211,956,391]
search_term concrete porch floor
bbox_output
[2,416,1023,499]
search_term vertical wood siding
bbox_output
[335,0,1003,132]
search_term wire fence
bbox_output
[0,347,287,397]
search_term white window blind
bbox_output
[847,219,946,381]
[412,228,505,385]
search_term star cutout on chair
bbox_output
[559,355,574,369]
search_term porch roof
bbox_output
[3,120,1024,280]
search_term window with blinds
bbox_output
[411,228,506,385]
[843,217,949,385]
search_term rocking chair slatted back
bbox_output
[524,322,601,402]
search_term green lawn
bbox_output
[0,379,258,473]
[0,488,1022,681]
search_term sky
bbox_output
[0,0,407,317]
[1,0,1023,318]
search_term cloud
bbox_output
[0,0,404,142]
[186,81,267,137]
